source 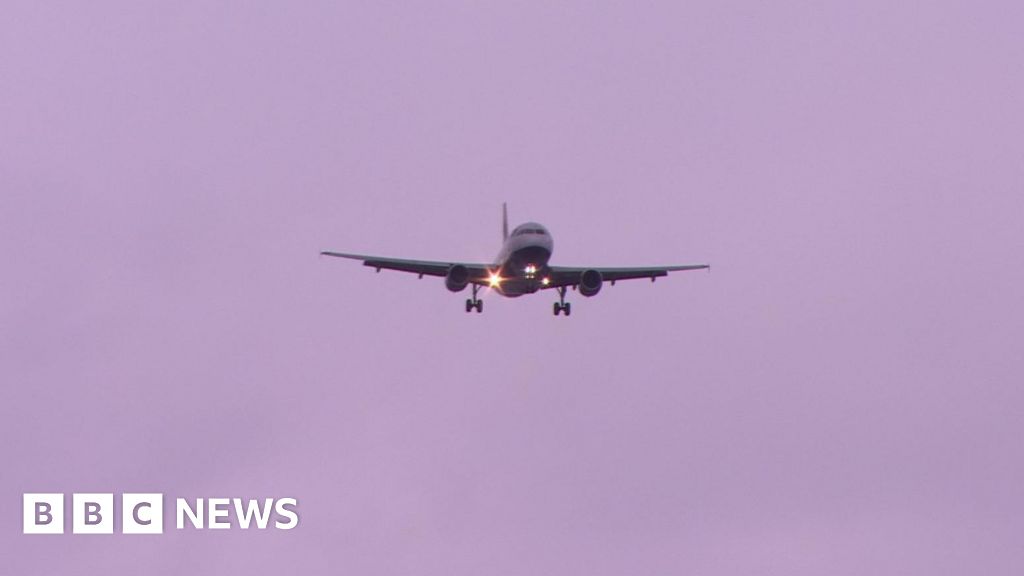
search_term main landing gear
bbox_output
[553,286,571,316]
[465,284,483,313]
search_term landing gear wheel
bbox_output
[466,285,483,314]
[554,286,570,317]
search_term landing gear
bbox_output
[465,284,483,313]
[553,286,571,316]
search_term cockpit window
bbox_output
[513,228,545,236]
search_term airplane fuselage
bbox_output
[493,221,553,297]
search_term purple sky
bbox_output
[2,1,1023,573]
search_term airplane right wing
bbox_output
[545,263,709,287]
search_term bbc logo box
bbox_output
[23,493,163,534]
[22,494,63,534]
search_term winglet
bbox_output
[502,202,509,241]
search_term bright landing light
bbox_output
[488,272,502,287]
[542,277,550,286]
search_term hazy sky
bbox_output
[2,1,1023,574]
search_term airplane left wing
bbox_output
[320,251,494,282]
[545,263,709,287]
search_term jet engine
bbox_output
[445,265,470,292]
[579,269,603,297]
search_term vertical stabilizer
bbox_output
[502,202,509,241]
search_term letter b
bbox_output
[23,494,64,534]
[73,494,113,534]
[84,502,103,525]
[37,502,53,525]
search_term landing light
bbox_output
[488,272,502,287]
[525,264,537,275]
[542,277,550,286]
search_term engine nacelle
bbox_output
[445,264,470,292]
[579,269,603,297]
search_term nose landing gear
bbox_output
[553,286,571,316]
[465,284,483,313]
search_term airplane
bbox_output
[320,204,709,316]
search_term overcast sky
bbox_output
[2,1,1023,574]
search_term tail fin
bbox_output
[502,202,509,241]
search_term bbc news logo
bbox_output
[23,493,299,534]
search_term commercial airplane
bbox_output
[321,204,709,316]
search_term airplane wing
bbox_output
[320,251,495,283]
[544,263,709,287]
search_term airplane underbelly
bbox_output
[497,281,539,297]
